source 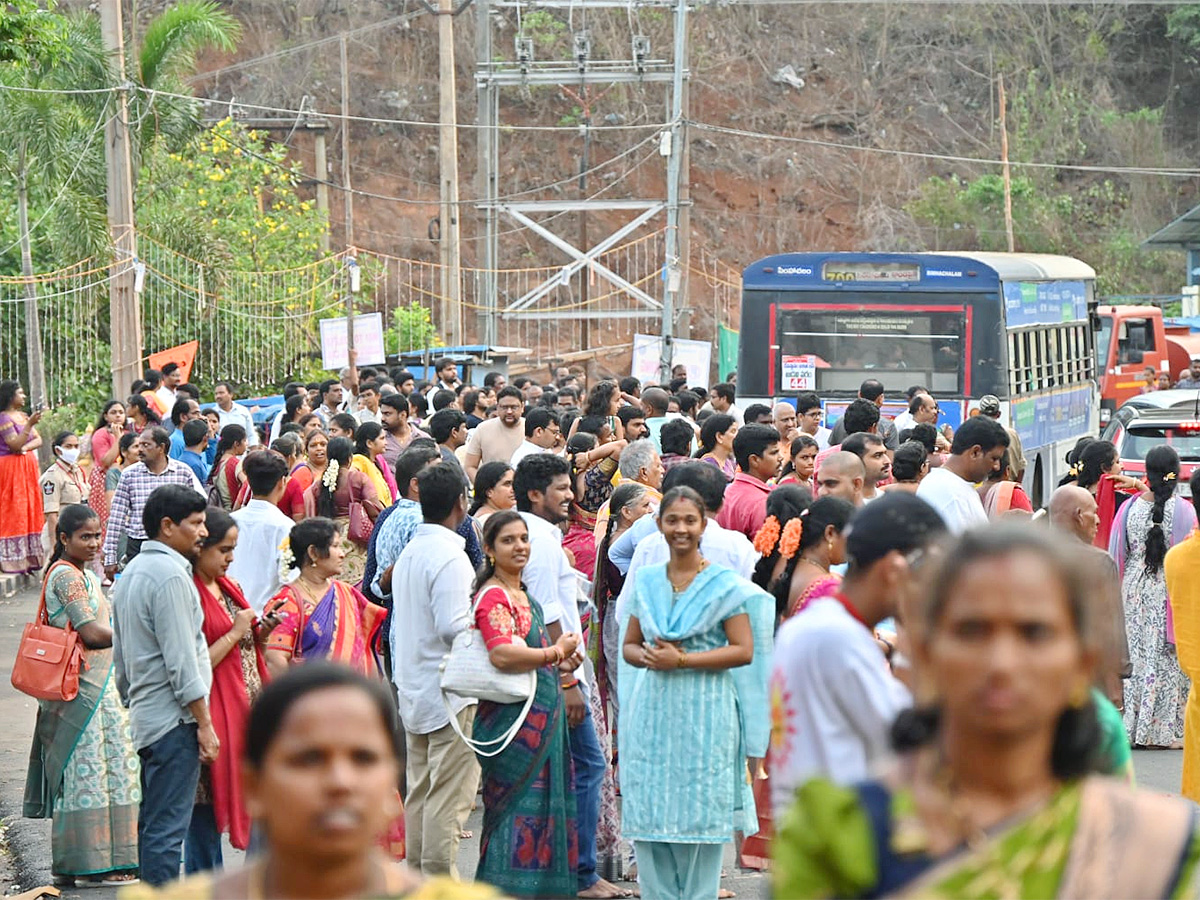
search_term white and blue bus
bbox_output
[738,252,1098,506]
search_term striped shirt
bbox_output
[103,460,205,566]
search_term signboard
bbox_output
[318,313,386,370]
[821,261,921,283]
[781,354,816,391]
[1003,281,1088,327]
[631,334,713,388]
[823,398,964,434]
[1010,385,1093,451]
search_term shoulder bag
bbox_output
[440,586,537,757]
[347,474,373,546]
[11,563,86,702]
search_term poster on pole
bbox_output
[781,354,816,391]
[631,334,713,388]
[319,313,386,370]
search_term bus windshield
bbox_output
[776,306,965,394]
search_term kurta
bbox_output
[1166,531,1200,801]
[617,562,773,843]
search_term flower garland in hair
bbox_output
[778,517,803,561]
[322,458,340,491]
[753,515,782,556]
[278,538,298,584]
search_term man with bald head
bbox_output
[1049,484,1129,708]
[814,451,865,506]
[773,401,799,445]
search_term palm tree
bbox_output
[0,2,240,407]
[128,1,242,158]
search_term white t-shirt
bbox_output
[916,465,987,533]
[769,597,910,818]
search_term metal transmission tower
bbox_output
[475,0,689,376]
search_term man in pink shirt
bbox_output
[717,423,782,538]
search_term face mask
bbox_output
[58,447,81,466]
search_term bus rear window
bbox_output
[776,309,965,394]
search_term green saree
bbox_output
[472,592,577,899]
[775,774,1200,899]
[23,563,140,877]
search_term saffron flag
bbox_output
[148,340,199,384]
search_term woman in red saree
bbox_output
[1059,439,1145,549]
[186,508,282,872]
[0,381,45,574]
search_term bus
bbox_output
[737,252,1098,506]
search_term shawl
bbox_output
[195,575,269,850]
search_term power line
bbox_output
[691,121,1200,178]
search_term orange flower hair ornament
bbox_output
[778,517,803,560]
[753,515,782,556]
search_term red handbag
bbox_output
[11,563,86,702]
[347,476,373,546]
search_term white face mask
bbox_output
[58,447,81,466]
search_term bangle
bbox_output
[676,651,688,669]
[561,678,579,690]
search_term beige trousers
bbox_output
[403,705,481,878]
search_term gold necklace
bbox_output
[667,558,708,593]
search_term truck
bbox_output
[1097,305,1200,427]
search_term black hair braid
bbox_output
[1144,476,1175,574]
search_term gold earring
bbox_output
[487,554,494,566]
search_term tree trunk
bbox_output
[16,159,48,414]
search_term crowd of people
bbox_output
[7,359,1200,899]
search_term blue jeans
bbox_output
[138,723,201,887]
[184,804,224,874]
[569,703,606,891]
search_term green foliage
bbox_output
[521,10,567,52]
[1167,6,1200,56]
[0,0,70,66]
[386,302,441,355]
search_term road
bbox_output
[0,581,1183,899]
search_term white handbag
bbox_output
[439,589,538,757]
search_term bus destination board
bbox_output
[821,261,921,283]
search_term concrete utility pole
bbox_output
[313,128,331,253]
[438,0,464,346]
[340,35,354,250]
[658,0,689,383]
[101,0,142,398]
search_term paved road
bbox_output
[0,581,1184,899]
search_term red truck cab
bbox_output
[1096,306,1200,428]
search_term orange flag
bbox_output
[148,340,199,384]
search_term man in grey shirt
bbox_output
[112,484,218,886]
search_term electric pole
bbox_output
[340,35,354,250]
[314,128,331,253]
[101,0,142,398]
[659,0,688,383]
[438,0,464,346]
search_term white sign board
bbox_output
[781,354,816,391]
[631,334,713,388]
[319,313,387,370]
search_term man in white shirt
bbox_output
[510,407,562,467]
[916,416,1009,533]
[228,451,294,612]
[155,362,181,413]
[769,492,946,817]
[354,380,383,426]
[842,432,891,503]
[708,381,744,425]
[891,385,929,436]
[515,453,621,899]
[797,392,832,450]
[391,462,479,878]
[213,381,259,446]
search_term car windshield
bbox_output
[1121,425,1200,462]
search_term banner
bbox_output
[148,340,198,384]
[631,334,713,388]
[318,313,386,370]
[718,324,739,383]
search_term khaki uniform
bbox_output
[39,461,90,514]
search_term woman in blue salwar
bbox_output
[23,504,140,888]
[619,486,774,900]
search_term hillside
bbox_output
[139,1,1200,346]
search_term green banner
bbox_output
[718,324,740,383]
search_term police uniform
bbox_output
[39,460,90,514]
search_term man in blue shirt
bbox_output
[111,484,217,886]
[166,398,201,456]
[175,419,211,484]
